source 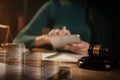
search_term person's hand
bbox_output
[34,27,71,47]
[48,27,71,35]
[63,41,90,55]
[34,34,50,47]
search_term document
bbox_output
[42,52,88,63]
[47,34,81,49]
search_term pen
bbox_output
[62,26,67,35]
[45,53,60,59]
[62,26,66,30]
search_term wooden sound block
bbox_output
[77,56,120,70]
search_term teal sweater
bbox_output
[13,0,91,49]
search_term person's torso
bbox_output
[48,2,91,42]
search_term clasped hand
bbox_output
[48,26,71,35]
[48,27,90,55]
[35,27,90,55]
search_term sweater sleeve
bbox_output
[13,1,52,49]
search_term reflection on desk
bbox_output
[0,62,120,80]
[0,48,120,80]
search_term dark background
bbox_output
[0,0,49,39]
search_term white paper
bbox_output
[42,52,88,63]
[48,34,81,48]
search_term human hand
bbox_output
[63,41,90,55]
[48,26,71,35]
[34,27,71,47]
[34,34,50,47]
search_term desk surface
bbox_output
[0,62,120,80]
[0,48,120,80]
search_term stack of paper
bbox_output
[42,52,88,63]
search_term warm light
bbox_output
[0,24,13,47]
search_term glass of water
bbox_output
[3,43,25,80]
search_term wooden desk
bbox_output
[0,49,120,80]
[0,62,120,80]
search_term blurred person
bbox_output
[13,0,113,56]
